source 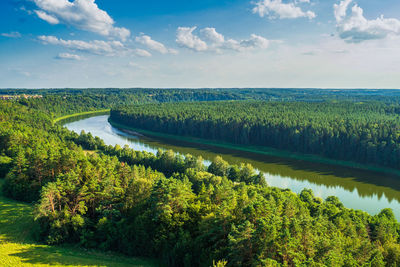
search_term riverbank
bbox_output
[63,114,400,219]
[109,118,400,178]
[53,109,110,124]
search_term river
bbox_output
[64,115,400,219]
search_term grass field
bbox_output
[53,109,111,124]
[0,180,161,267]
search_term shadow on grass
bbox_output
[0,181,161,267]
[10,246,161,267]
[0,195,34,244]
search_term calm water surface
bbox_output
[64,115,400,219]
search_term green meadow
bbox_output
[0,181,160,267]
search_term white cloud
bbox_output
[239,34,270,49]
[56,53,82,60]
[221,35,270,51]
[38,35,157,58]
[38,35,126,55]
[34,10,59,24]
[176,27,269,52]
[135,35,177,54]
[176,27,208,52]
[333,0,351,22]
[334,0,400,43]
[33,0,130,41]
[253,0,316,20]
[1,32,21,38]
[134,49,152,57]
[200,28,225,44]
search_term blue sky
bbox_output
[1,0,400,88]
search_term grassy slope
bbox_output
[0,181,160,267]
[109,119,400,177]
[53,109,111,124]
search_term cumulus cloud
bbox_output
[33,0,130,41]
[334,0,400,43]
[1,32,21,38]
[176,27,269,52]
[176,27,208,52]
[253,0,316,20]
[239,34,270,49]
[135,35,178,54]
[38,35,126,55]
[56,53,82,60]
[200,28,225,44]
[334,0,351,22]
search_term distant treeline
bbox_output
[111,101,400,170]
[10,89,243,117]
[4,88,400,118]
[4,88,400,101]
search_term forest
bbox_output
[6,88,400,117]
[110,101,400,170]
[0,90,400,266]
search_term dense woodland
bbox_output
[111,101,400,170]
[5,88,400,117]
[1,90,400,266]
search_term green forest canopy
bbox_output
[111,101,400,170]
[0,90,400,266]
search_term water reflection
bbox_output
[64,115,400,219]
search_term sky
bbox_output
[1,0,400,88]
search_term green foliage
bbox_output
[0,155,12,178]
[2,97,400,266]
[213,259,228,266]
[111,100,400,170]
[0,180,161,267]
[208,156,230,177]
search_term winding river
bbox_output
[64,115,400,219]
